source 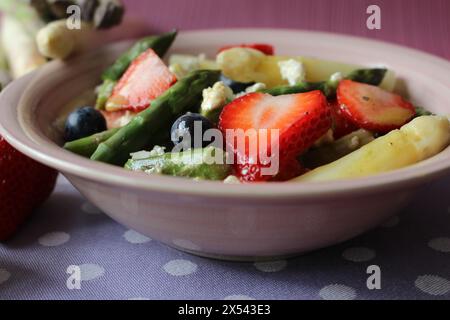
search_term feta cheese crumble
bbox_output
[149,145,166,157]
[130,145,166,160]
[200,81,234,112]
[278,59,306,86]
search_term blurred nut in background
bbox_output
[28,0,124,29]
[75,0,99,22]
[94,0,124,29]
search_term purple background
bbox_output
[0,0,449,300]
[124,0,450,59]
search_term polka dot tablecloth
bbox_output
[0,175,449,300]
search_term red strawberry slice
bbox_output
[337,80,415,132]
[329,100,359,139]
[219,91,331,182]
[0,137,57,240]
[106,48,177,112]
[218,43,274,55]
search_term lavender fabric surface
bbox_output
[0,175,449,300]
[1,0,450,300]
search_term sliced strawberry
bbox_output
[337,80,415,132]
[218,43,274,55]
[219,91,331,182]
[106,48,177,112]
[329,100,359,139]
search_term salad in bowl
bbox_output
[62,30,450,183]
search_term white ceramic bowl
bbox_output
[1,29,449,260]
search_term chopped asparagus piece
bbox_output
[344,68,387,87]
[261,81,330,97]
[91,69,221,166]
[261,68,387,98]
[125,147,231,180]
[95,79,116,109]
[64,127,119,157]
[201,107,223,124]
[414,106,433,117]
[300,129,375,168]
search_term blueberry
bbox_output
[220,74,255,94]
[64,106,107,142]
[171,112,214,149]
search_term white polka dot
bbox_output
[415,275,450,296]
[319,284,356,300]
[78,264,105,281]
[123,230,151,244]
[224,295,255,300]
[172,239,201,251]
[342,247,376,262]
[163,259,197,276]
[428,237,450,253]
[81,202,102,215]
[380,215,400,228]
[0,269,11,284]
[38,231,70,247]
[254,260,287,272]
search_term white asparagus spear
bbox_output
[36,16,151,60]
[293,116,450,182]
[0,15,47,79]
[36,19,93,60]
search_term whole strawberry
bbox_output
[0,137,57,240]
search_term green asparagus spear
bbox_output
[261,82,330,97]
[344,68,387,86]
[300,129,375,169]
[414,106,433,117]
[125,147,231,180]
[95,79,116,109]
[101,30,177,81]
[261,68,387,98]
[64,127,119,157]
[91,69,221,165]
[201,107,223,125]
[64,114,172,158]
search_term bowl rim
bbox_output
[1,28,450,199]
